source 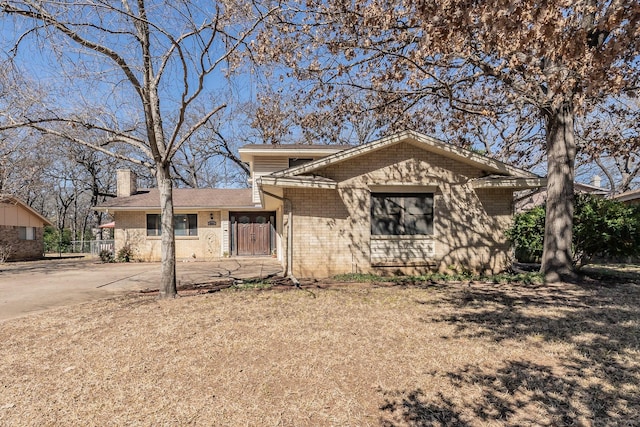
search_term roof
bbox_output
[94,188,255,211]
[575,182,608,194]
[613,188,640,203]
[271,130,540,180]
[239,144,352,162]
[0,194,53,226]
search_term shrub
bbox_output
[0,243,13,263]
[116,245,135,262]
[99,249,114,263]
[505,205,545,263]
[43,226,72,253]
[573,194,640,266]
[507,194,640,267]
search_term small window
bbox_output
[18,227,36,240]
[146,214,198,236]
[289,158,313,168]
[371,193,434,236]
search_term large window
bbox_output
[146,214,198,236]
[371,193,434,236]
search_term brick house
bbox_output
[95,130,545,277]
[0,195,52,261]
[613,188,640,206]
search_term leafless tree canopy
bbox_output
[256,0,640,282]
[1,0,277,296]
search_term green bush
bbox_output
[99,249,114,263]
[116,245,135,262]
[507,194,640,267]
[505,205,545,263]
[43,226,72,253]
[573,194,640,266]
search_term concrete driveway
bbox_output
[0,257,282,321]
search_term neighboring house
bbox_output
[95,130,545,277]
[0,195,53,261]
[613,188,640,206]
[515,179,608,213]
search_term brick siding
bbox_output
[0,226,45,261]
[283,142,514,277]
[113,211,222,261]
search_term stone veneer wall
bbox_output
[0,226,45,261]
[283,142,514,278]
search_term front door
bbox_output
[231,212,275,256]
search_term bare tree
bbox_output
[259,0,640,282]
[1,0,277,297]
[578,97,640,193]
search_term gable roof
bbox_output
[94,188,254,211]
[271,130,539,179]
[0,194,53,226]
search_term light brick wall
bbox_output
[113,211,223,261]
[284,142,514,277]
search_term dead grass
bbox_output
[1,278,639,426]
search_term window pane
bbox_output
[187,214,198,236]
[18,226,27,240]
[147,214,161,236]
[174,214,198,236]
[371,195,400,235]
[403,196,433,235]
[26,227,35,240]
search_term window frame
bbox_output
[370,192,434,236]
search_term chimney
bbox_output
[591,175,601,188]
[117,169,137,197]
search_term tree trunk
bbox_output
[157,163,177,298]
[541,102,578,283]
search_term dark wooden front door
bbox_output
[231,212,275,256]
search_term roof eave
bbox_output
[238,146,348,162]
[471,177,548,189]
[94,204,259,212]
[259,176,337,189]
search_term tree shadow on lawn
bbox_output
[378,280,640,426]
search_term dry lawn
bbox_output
[1,278,639,426]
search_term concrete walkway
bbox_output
[0,257,282,321]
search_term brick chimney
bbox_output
[117,169,138,197]
[591,175,601,188]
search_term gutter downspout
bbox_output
[261,190,300,286]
